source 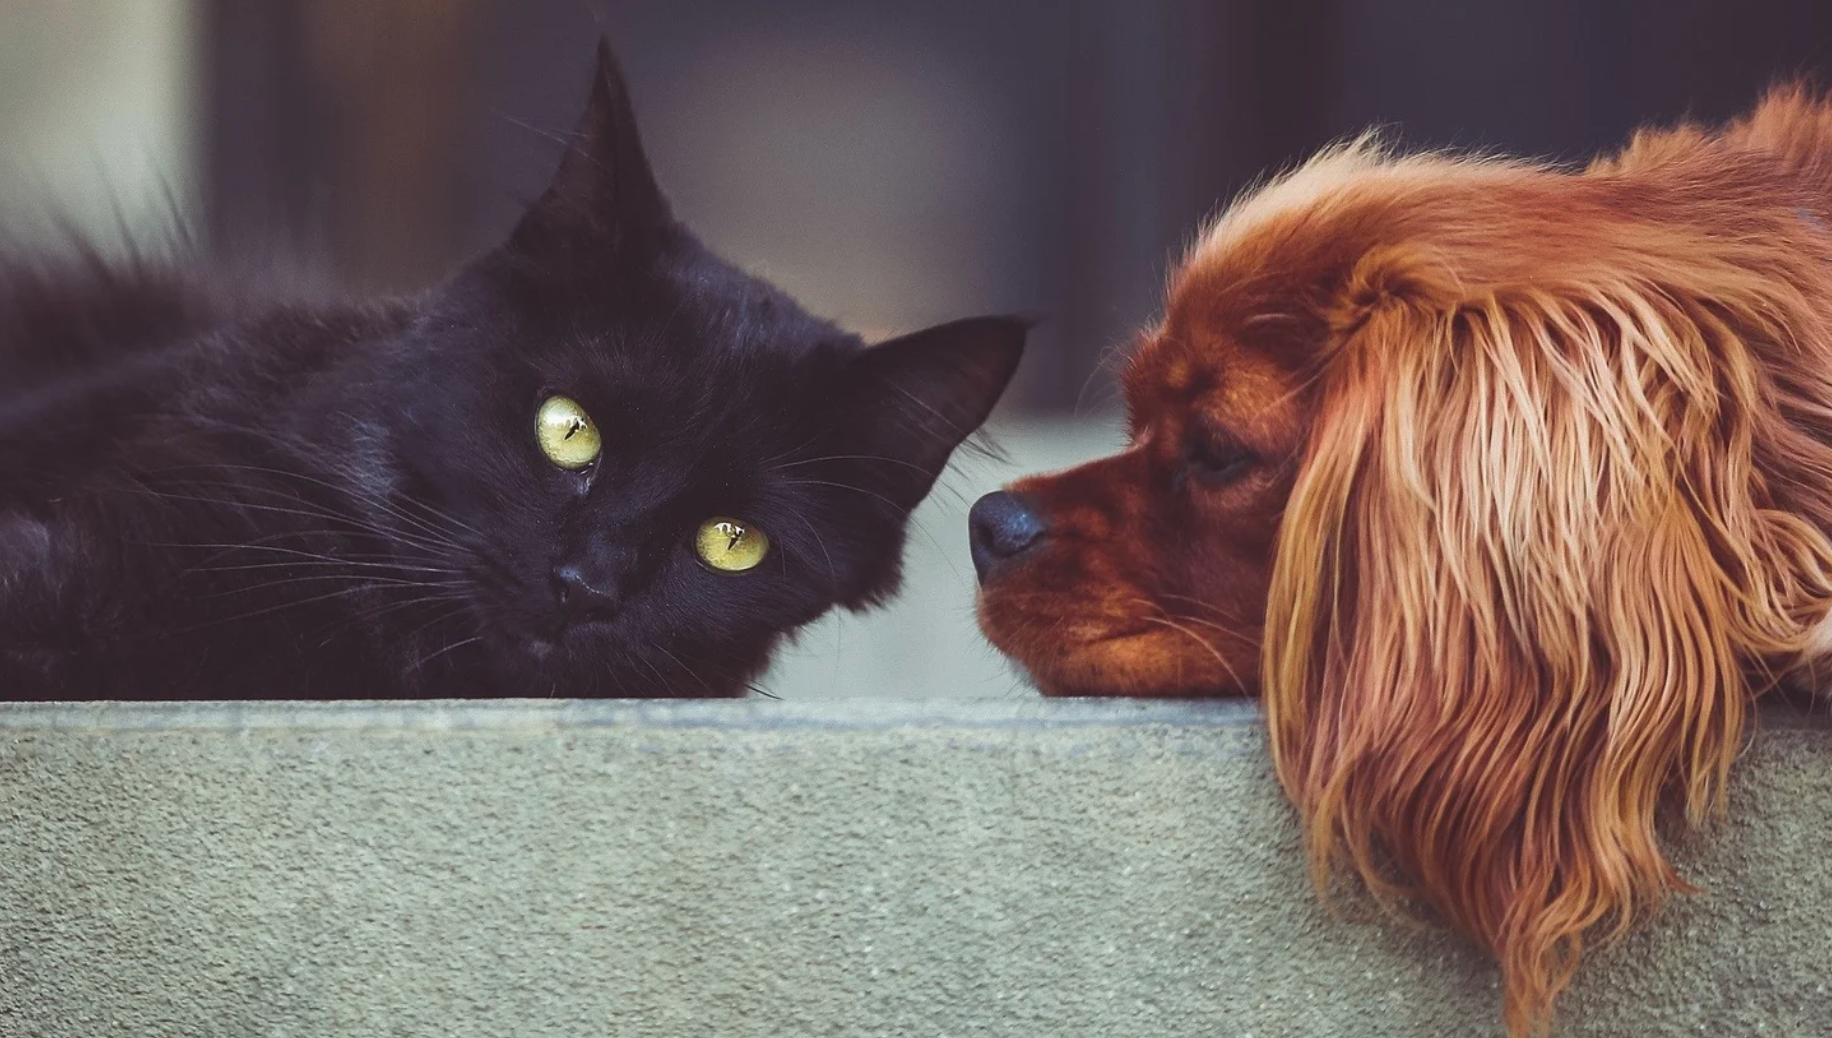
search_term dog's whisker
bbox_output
[1134,612,1247,691]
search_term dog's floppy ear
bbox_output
[1261,245,1832,1034]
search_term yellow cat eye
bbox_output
[695,517,770,574]
[536,395,602,470]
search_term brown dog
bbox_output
[972,86,1832,1035]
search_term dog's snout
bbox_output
[969,491,1049,582]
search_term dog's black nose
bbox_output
[969,491,1049,582]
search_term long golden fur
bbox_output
[974,86,1832,1034]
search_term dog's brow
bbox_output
[1242,311,1303,329]
[1191,413,1229,445]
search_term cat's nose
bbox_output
[551,563,620,625]
[969,491,1048,582]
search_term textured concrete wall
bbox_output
[2,699,1827,1038]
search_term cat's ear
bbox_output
[832,316,1029,512]
[504,39,670,262]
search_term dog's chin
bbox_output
[978,598,1257,698]
[1029,672,1251,699]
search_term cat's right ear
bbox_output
[830,316,1030,513]
[502,39,671,266]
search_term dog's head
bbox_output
[975,92,1832,1035]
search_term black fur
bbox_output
[0,42,1025,699]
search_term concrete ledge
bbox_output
[2,700,1827,1037]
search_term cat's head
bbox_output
[373,41,1025,696]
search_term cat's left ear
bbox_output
[832,316,1029,512]
[505,39,670,263]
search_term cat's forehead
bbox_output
[541,266,842,441]
[667,248,837,348]
[479,229,856,461]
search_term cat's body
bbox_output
[0,43,1025,699]
[2,261,440,697]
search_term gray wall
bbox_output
[0,1,197,247]
[3,699,1827,1037]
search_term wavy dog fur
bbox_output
[977,86,1832,1034]
[1266,158,1832,1036]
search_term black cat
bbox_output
[0,42,1025,699]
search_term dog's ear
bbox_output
[1261,248,1832,1034]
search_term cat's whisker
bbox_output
[119,482,465,561]
[787,511,838,591]
[757,431,827,468]
[628,650,679,697]
[651,642,719,698]
[347,593,470,631]
[770,453,932,475]
[185,580,442,630]
[153,454,483,545]
[408,634,483,674]
[199,573,468,601]
[908,512,968,587]
[161,538,454,571]
[493,111,587,154]
[774,479,905,513]
[211,478,472,557]
[188,558,461,578]
[604,663,633,699]
[394,601,476,648]
[119,485,369,531]
[889,384,966,440]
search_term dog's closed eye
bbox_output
[1183,425,1257,487]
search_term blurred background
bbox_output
[3,0,1830,697]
